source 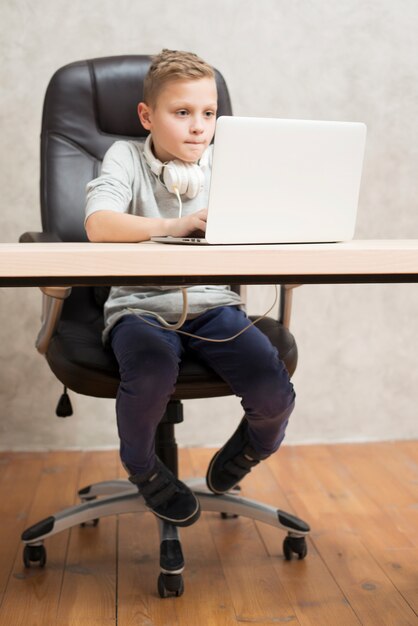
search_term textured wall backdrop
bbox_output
[0,0,417,450]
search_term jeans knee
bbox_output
[259,380,294,419]
[244,358,295,420]
[118,347,179,397]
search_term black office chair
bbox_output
[20,56,309,598]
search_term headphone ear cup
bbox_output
[162,162,177,193]
[185,165,205,199]
[143,135,163,176]
[163,161,188,195]
[177,162,190,195]
[161,159,205,199]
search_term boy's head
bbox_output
[138,49,218,164]
[143,49,215,108]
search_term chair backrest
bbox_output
[40,55,233,242]
[39,58,297,397]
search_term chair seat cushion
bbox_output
[47,316,297,400]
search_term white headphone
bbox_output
[143,134,209,199]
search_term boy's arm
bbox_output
[85,208,207,243]
[85,141,207,242]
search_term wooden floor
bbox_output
[0,441,417,626]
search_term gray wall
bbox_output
[0,0,417,451]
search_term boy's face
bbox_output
[138,77,217,163]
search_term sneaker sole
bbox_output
[206,448,241,495]
[149,500,201,527]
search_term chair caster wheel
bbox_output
[220,484,241,518]
[80,518,99,527]
[157,572,184,598]
[23,544,47,568]
[283,535,308,561]
[79,495,99,527]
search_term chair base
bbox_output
[21,477,310,597]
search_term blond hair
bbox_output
[143,49,215,107]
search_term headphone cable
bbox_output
[127,285,279,342]
[173,187,182,218]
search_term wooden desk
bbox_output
[1,240,418,287]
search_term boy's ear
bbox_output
[138,102,152,130]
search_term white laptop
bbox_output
[152,115,367,245]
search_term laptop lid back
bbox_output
[205,116,367,244]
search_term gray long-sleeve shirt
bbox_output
[85,140,242,342]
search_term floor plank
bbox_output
[0,451,82,626]
[0,452,44,603]
[245,456,362,625]
[55,450,119,625]
[269,444,418,625]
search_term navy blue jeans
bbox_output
[110,306,295,475]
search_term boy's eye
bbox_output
[176,110,189,116]
[205,111,216,118]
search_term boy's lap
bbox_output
[110,313,183,359]
[109,306,276,375]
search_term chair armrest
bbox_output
[18,231,72,354]
[36,288,72,355]
[19,231,63,243]
[279,285,302,329]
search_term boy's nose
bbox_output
[190,117,204,134]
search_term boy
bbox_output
[85,49,295,528]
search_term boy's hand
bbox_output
[85,209,207,243]
[166,209,207,238]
